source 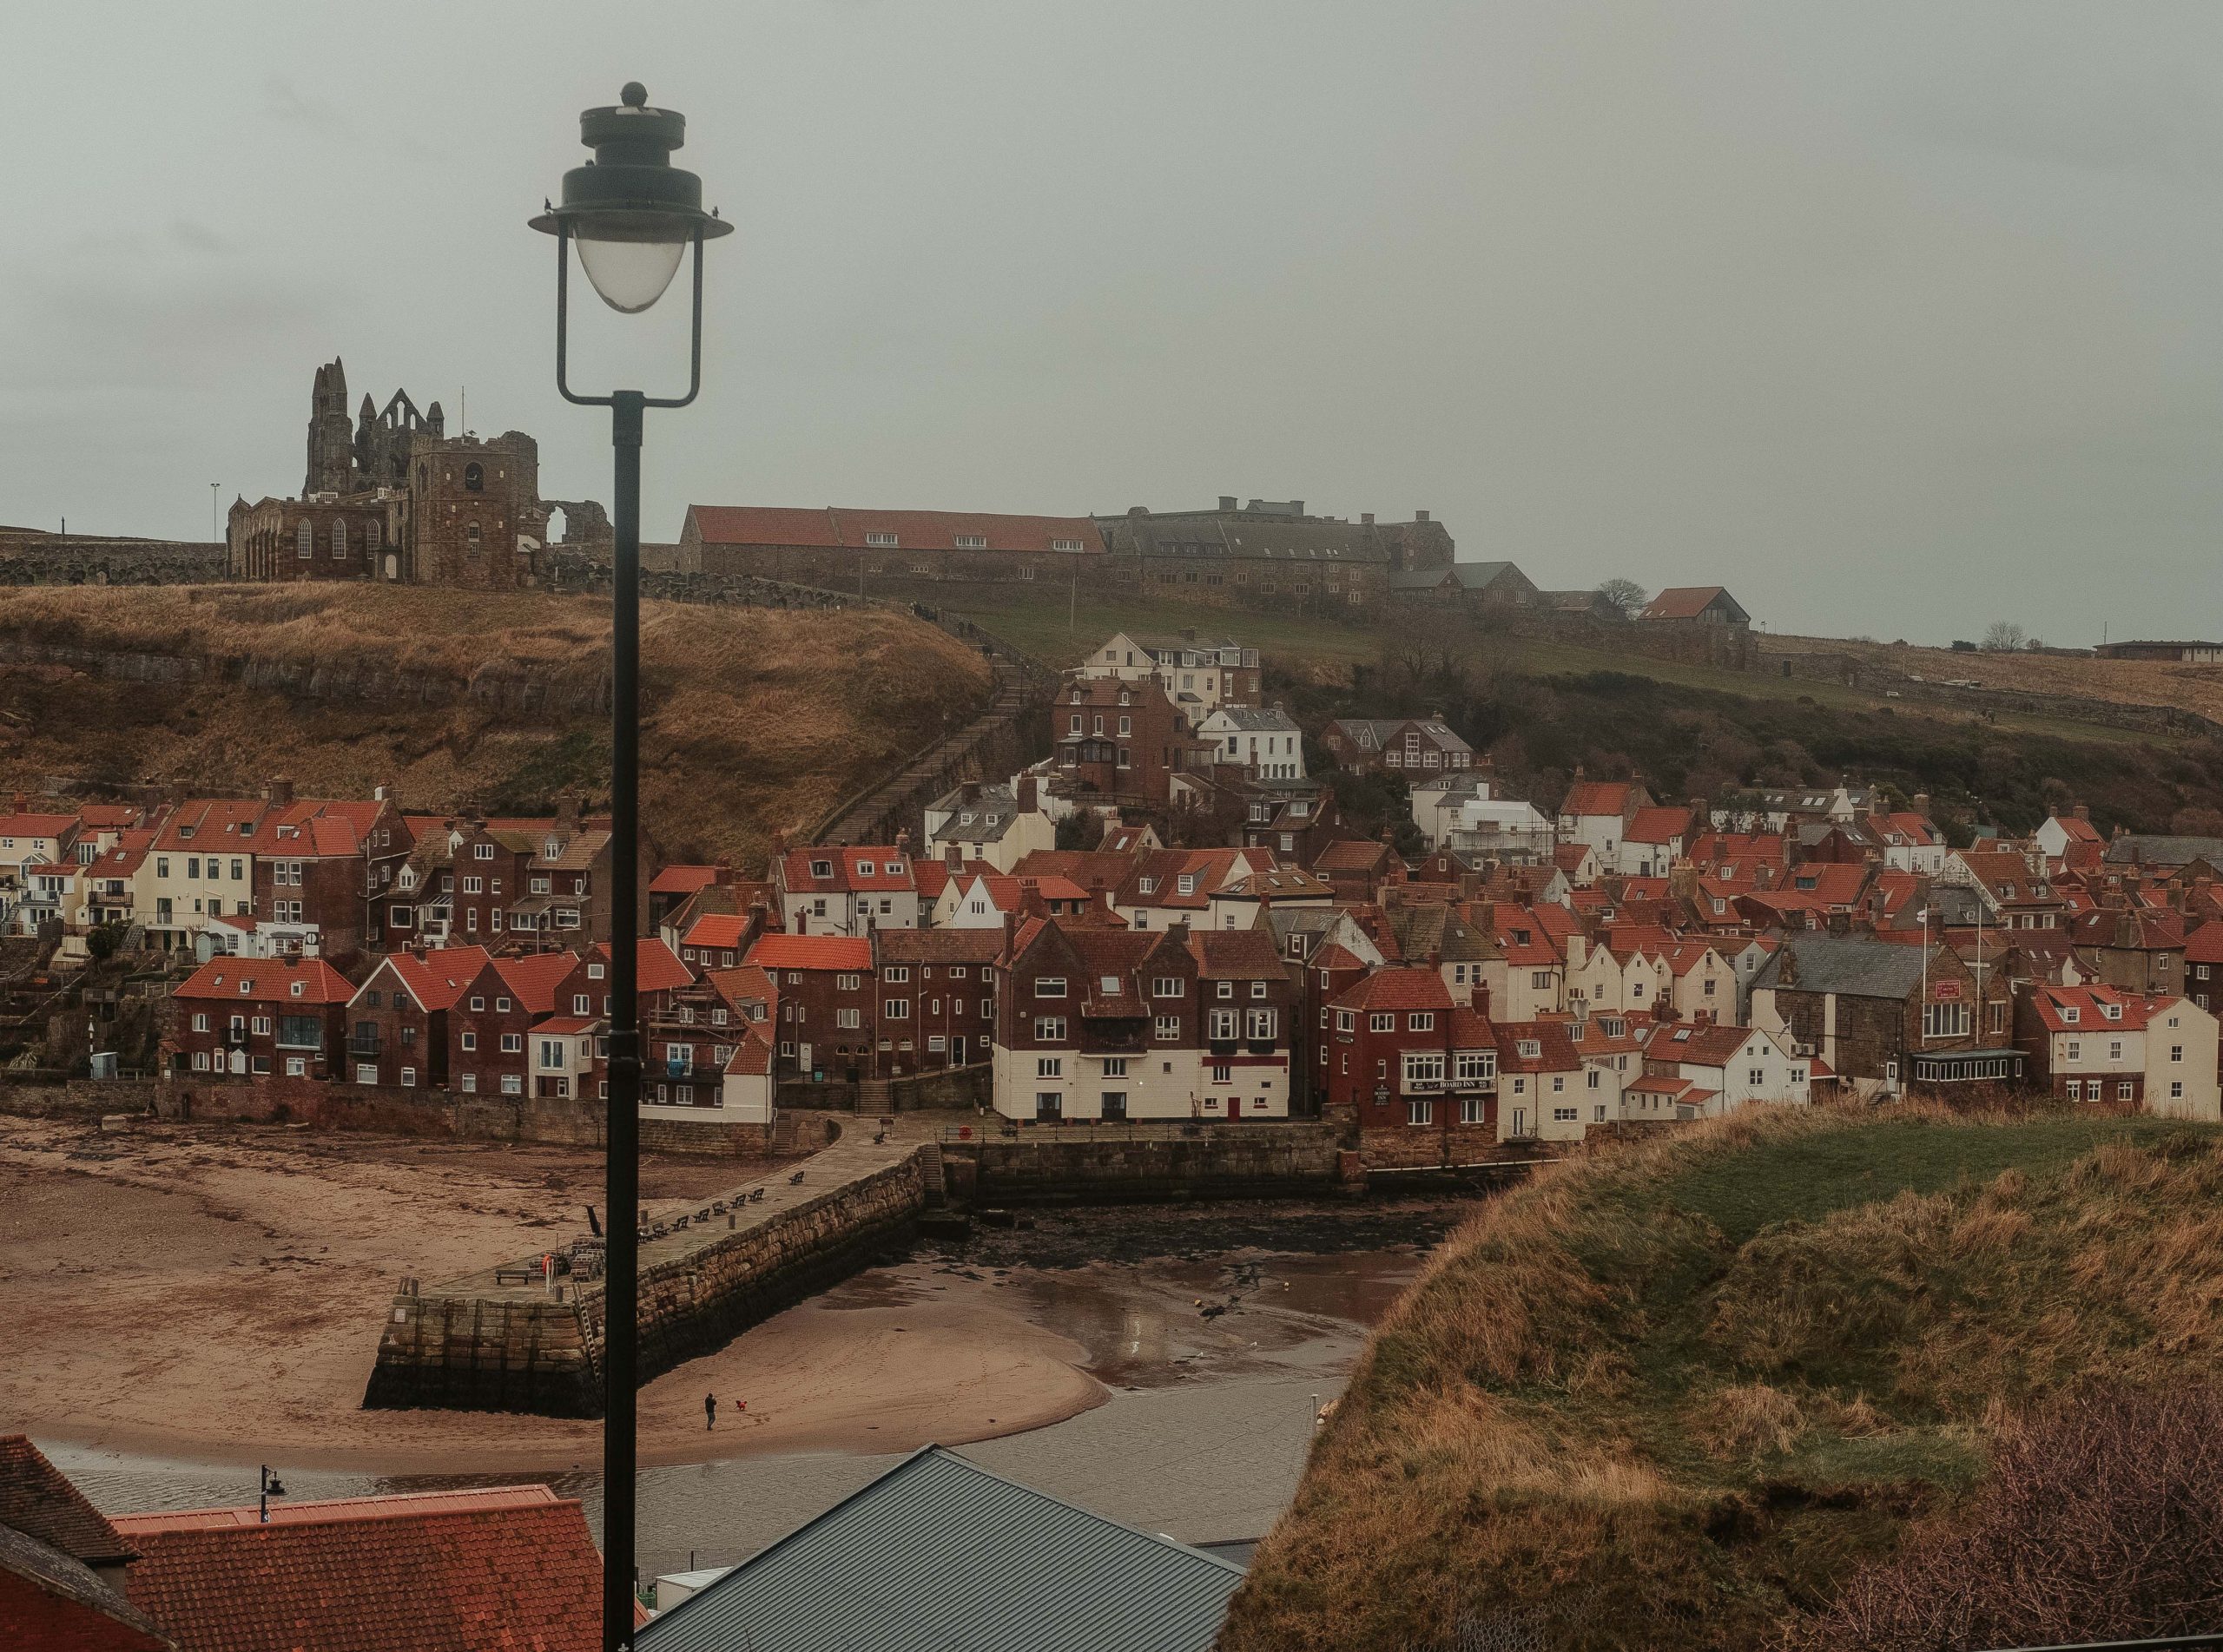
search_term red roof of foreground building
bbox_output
[680,913,755,951]
[1560,780,1637,819]
[0,1436,136,1566]
[746,933,874,972]
[114,1487,608,1652]
[650,865,725,896]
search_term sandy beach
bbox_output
[0,1117,1101,1473]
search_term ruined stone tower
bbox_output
[304,359,356,497]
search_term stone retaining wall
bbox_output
[0,1079,158,1121]
[363,1146,931,1417]
[155,1077,775,1157]
[948,1122,1346,1203]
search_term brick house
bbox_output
[2014,985,2219,1117]
[1638,1020,1810,1118]
[446,958,551,1100]
[1316,715,1475,782]
[745,933,876,1082]
[166,957,355,1083]
[992,918,1292,1122]
[342,945,491,1089]
[775,846,920,938]
[1323,968,1504,1165]
[1048,675,1199,806]
[380,801,617,952]
[1750,932,2020,1096]
[872,928,1002,1075]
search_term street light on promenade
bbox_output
[530,81,731,1652]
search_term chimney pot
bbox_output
[1415,510,1430,523]
[2075,803,2090,821]
[1361,512,1375,525]
[1217,497,1237,512]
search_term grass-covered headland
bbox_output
[1218,1106,2223,1651]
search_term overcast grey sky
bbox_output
[5,3,2220,644]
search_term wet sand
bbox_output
[2,1117,1456,1478]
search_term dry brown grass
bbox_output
[0,583,991,865]
[1763,629,2223,724]
[1218,1106,2223,1652]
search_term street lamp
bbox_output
[530,80,730,1652]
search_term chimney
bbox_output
[1415,510,1430,523]
[266,776,294,806]
[895,826,911,854]
[1471,983,1491,1017]
[1360,512,1375,525]
[1291,501,1304,515]
[1693,1008,1713,1027]
[1689,796,1708,832]
[2075,803,2090,821]
[556,791,580,830]
[1017,774,1038,813]
[1826,910,1852,936]
[1001,909,1018,962]
[1217,496,1237,512]
[1912,793,1932,817]
[1573,763,1586,781]
[960,781,981,805]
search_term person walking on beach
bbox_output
[704,1392,716,1431]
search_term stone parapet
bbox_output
[363,1142,932,1417]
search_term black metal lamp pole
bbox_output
[531,82,730,1652]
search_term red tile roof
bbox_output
[376,947,493,1014]
[116,1491,604,1652]
[680,914,754,951]
[1330,968,1454,1012]
[590,938,696,994]
[2027,985,2160,1034]
[0,1437,135,1566]
[1624,806,1691,846]
[1560,780,1635,819]
[490,951,578,1017]
[780,847,917,895]
[173,958,354,1005]
[746,934,874,972]
[1640,585,1732,620]
[650,865,724,896]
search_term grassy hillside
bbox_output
[904,581,2223,836]
[1219,1106,2223,1652]
[0,583,992,866]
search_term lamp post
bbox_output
[531,81,730,1652]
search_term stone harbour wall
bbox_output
[363,1145,933,1417]
[950,1122,1347,1204]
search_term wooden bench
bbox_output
[493,1264,538,1287]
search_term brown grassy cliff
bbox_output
[1218,1106,2223,1652]
[0,583,993,865]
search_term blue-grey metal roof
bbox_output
[636,1445,1246,1652]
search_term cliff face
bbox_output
[0,583,993,865]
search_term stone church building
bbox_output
[227,359,581,588]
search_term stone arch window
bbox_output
[296,521,313,559]
[366,520,382,553]
[464,463,484,493]
[416,462,427,490]
[332,518,347,558]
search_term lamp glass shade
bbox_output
[574,225,689,314]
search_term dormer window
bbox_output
[1517,1039,1540,1058]
[857,861,876,877]
[811,859,833,879]
[864,530,899,548]
[954,534,987,550]
[2101,1003,2121,1021]
[290,981,305,997]
[2061,1006,2080,1023]
[1177,875,1196,895]
[544,839,561,860]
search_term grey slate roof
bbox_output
[1204,706,1299,732]
[2103,833,2223,867]
[1751,932,1929,1000]
[637,1445,1246,1652]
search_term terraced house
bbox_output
[993,918,1293,1121]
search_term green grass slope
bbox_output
[1218,1106,2223,1652]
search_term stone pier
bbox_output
[362,1131,934,1418]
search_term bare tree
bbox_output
[1596,577,1646,617]
[1783,1386,2223,1651]
[1982,620,2027,651]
